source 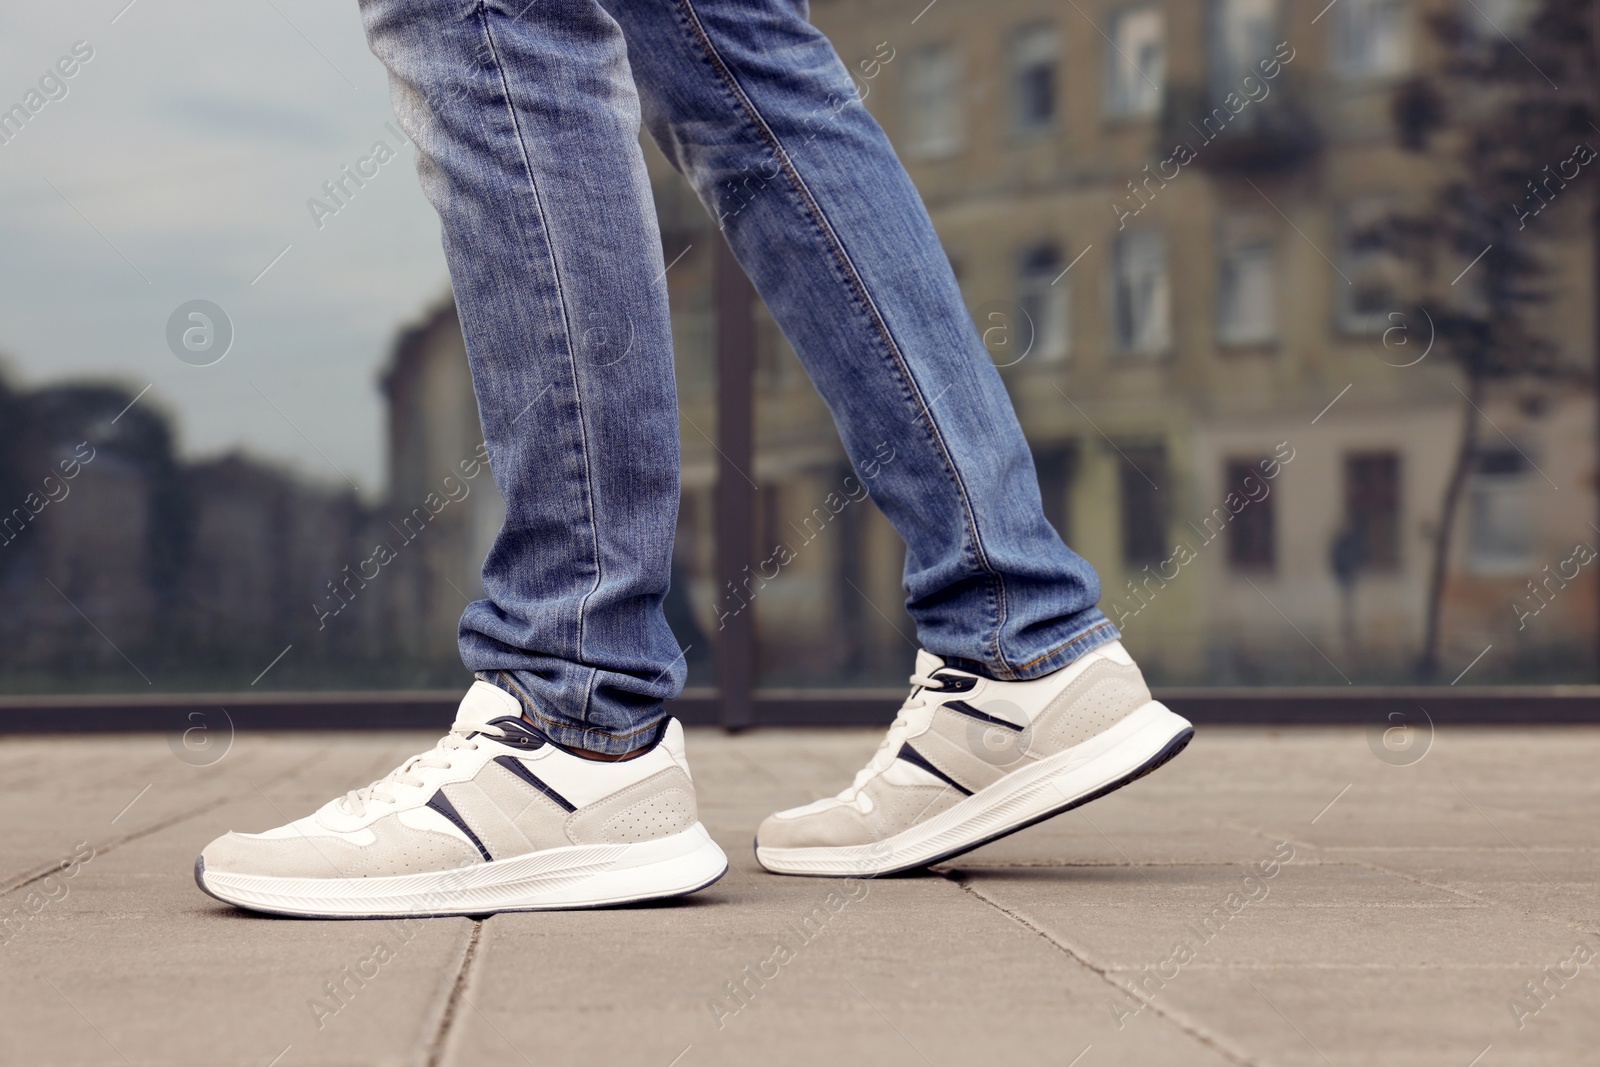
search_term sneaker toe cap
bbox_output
[757,802,874,850]
[198,818,480,879]
[198,829,366,879]
[198,831,290,879]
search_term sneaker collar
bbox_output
[455,680,522,729]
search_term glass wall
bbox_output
[726,0,1600,690]
[1,0,1595,698]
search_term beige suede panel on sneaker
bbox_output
[916,712,1033,788]
[468,761,573,852]
[755,779,961,850]
[564,766,698,845]
[862,777,963,836]
[1029,659,1152,753]
[203,815,479,879]
[440,778,536,859]
[755,798,872,850]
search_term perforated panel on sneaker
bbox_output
[1034,661,1152,754]
[565,767,699,845]
[861,778,962,835]
[599,789,696,842]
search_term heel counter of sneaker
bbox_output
[1028,659,1153,755]
[564,766,700,846]
[661,718,694,782]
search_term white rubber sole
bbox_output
[196,823,729,918]
[755,701,1194,877]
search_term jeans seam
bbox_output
[476,4,606,722]
[985,564,1004,668]
[669,0,1012,667]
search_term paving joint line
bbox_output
[1188,811,1530,915]
[950,856,1390,871]
[1207,817,1321,855]
[0,748,329,898]
[1178,795,1575,923]
[1335,855,1503,908]
[1336,843,1598,933]
[424,918,486,1067]
[945,871,1260,1067]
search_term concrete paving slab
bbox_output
[957,861,1581,969]
[445,864,1235,1067]
[0,736,475,1067]
[1330,847,1600,932]
[0,726,1594,1066]
[1113,963,1600,1067]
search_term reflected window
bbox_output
[1338,200,1405,335]
[757,481,786,561]
[1469,447,1535,572]
[1105,7,1165,118]
[1032,442,1078,542]
[1225,458,1276,572]
[1217,218,1277,347]
[1209,0,1277,98]
[1344,452,1401,571]
[1120,443,1168,566]
[1113,230,1171,356]
[1018,244,1070,362]
[1465,0,1529,37]
[1010,25,1059,134]
[905,43,965,159]
[1335,0,1411,78]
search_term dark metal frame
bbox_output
[1592,0,1600,673]
[714,239,757,729]
[4,687,1600,733]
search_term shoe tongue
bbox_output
[914,649,946,677]
[454,680,522,729]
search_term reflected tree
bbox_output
[1386,0,1595,679]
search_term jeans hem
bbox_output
[981,617,1122,682]
[482,671,666,756]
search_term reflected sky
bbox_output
[0,1,453,495]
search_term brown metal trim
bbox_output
[713,236,758,728]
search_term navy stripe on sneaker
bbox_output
[426,789,493,861]
[941,699,1026,731]
[896,744,974,796]
[493,755,577,812]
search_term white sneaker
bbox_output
[195,682,728,917]
[755,641,1192,876]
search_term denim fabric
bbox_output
[359,0,1116,754]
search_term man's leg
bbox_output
[191,0,731,917]
[361,0,682,753]
[599,0,1193,877]
[605,0,1114,679]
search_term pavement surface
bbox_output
[0,724,1596,1066]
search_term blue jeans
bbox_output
[358,0,1117,754]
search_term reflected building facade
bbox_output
[260,0,1600,689]
[660,0,1598,684]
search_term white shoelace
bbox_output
[337,721,508,817]
[838,664,945,800]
